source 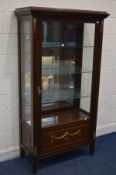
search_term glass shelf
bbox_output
[42,94,90,106]
[42,64,92,76]
[42,42,94,48]
[42,84,90,105]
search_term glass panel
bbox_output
[42,22,62,49]
[20,20,32,126]
[80,23,95,113]
[41,22,95,115]
[42,22,82,110]
[64,23,84,48]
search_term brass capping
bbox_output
[33,18,37,33]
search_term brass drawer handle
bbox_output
[68,129,81,136]
[51,131,68,140]
[51,129,81,143]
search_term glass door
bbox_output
[42,22,83,110]
[41,21,95,127]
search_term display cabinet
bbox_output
[14,7,109,173]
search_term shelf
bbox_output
[24,65,92,76]
[42,64,92,76]
[42,95,90,107]
[41,108,90,128]
[42,85,90,105]
[42,95,90,105]
[42,42,94,48]
[42,101,72,112]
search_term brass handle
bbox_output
[38,86,42,95]
[51,131,68,140]
[68,129,81,136]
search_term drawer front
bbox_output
[42,124,89,149]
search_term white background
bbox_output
[0,0,116,161]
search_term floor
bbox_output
[0,132,116,175]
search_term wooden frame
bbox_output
[14,7,109,173]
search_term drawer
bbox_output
[42,124,89,149]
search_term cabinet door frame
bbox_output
[32,17,43,151]
[33,17,85,151]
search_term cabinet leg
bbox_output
[32,156,37,174]
[20,148,25,158]
[89,141,95,156]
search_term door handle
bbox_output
[38,86,42,95]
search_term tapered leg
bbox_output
[89,140,95,156]
[32,156,37,174]
[20,147,25,158]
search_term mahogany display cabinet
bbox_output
[14,7,109,173]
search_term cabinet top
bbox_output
[14,6,109,21]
